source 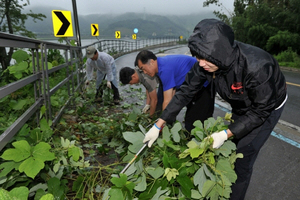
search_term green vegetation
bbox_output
[0,79,242,199]
[0,0,46,70]
[205,0,300,68]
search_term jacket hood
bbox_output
[188,19,237,70]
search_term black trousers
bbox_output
[96,82,120,100]
[184,86,215,132]
[230,104,285,200]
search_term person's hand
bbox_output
[107,81,112,89]
[142,104,150,113]
[143,123,161,147]
[85,80,89,85]
[210,130,228,149]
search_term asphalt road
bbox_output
[115,46,300,200]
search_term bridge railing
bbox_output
[0,32,179,151]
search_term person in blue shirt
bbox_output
[134,50,215,132]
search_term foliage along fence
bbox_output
[0,32,179,151]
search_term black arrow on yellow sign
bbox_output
[54,11,70,35]
[92,24,98,35]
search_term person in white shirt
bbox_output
[85,46,120,104]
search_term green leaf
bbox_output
[146,166,164,179]
[10,99,28,110]
[193,166,207,194]
[177,175,193,198]
[40,193,54,200]
[203,164,216,181]
[0,161,20,177]
[0,189,13,200]
[216,183,232,198]
[1,140,31,162]
[171,122,181,142]
[214,140,236,157]
[123,131,145,153]
[162,126,171,142]
[19,157,44,179]
[163,168,179,181]
[151,187,169,200]
[12,50,29,63]
[47,177,65,199]
[224,112,232,121]
[202,180,216,197]
[123,131,144,145]
[9,186,29,200]
[138,124,146,134]
[17,124,30,137]
[108,188,123,199]
[68,146,81,161]
[128,113,137,121]
[134,173,147,191]
[61,137,70,148]
[229,152,244,166]
[40,118,51,131]
[191,189,202,199]
[33,142,55,162]
[216,159,237,183]
[111,173,127,187]
[188,148,204,159]
[187,140,198,149]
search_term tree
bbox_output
[0,0,46,71]
[204,0,300,55]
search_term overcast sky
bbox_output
[26,0,235,16]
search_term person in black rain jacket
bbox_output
[142,19,287,200]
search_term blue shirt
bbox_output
[157,55,197,91]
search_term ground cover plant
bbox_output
[0,78,242,199]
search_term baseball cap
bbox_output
[86,46,96,58]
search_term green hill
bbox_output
[24,6,216,40]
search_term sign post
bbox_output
[133,28,138,50]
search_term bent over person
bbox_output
[135,50,215,132]
[142,19,287,199]
[119,67,162,117]
[85,46,120,104]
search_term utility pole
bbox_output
[72,0,81,47]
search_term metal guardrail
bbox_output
[0,32,179,151]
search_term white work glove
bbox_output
[142,104,151,113]
[210,130,228,149]
[143,123,161,147]
[107,81,112,89]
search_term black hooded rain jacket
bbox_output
[160,19,287,139]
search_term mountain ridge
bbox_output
[24,5,216,39]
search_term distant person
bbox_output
[142,19,287,200]
[135,50,215,132]
[85,46,120,104]
[119,66,163,117]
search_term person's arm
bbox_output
[145,90,151,105]
[160,63,208,122]
[162,88,175,110]
[86,60,93,81]
[102,54,114,81]
[148,89,158,116]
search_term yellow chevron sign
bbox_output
[115,31,121,39]
[91,24,99,36]
[52,10,73,37]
